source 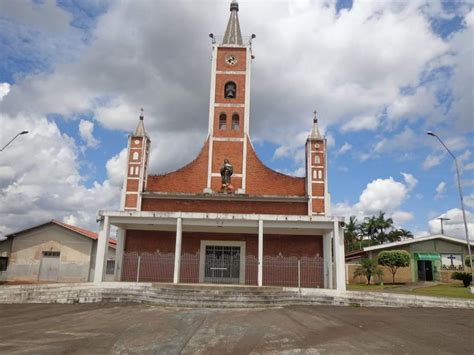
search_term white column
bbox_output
[114,228,125,281]
[323,232,333,289]
[258,220,263,287]
[94,216,110,283]
[333,218,346,292]
[173,217,183,284]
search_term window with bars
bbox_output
[106,260,115,275]
[43,251,60,257]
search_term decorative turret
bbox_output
[120,109,151,211]
[222,0,243,45]
[134,108,147,137]
[305,111,329,215]
[310,111,322,139]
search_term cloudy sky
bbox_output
[0,0,473,240]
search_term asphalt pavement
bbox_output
[0,303,472,354]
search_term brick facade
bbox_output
[125,230,323,257]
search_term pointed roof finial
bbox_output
[134,108,146,137]
[310,110,322,139]
[222,0,243,45]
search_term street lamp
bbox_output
[427,131,473,287]
[0,131,29,152]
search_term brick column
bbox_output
[94,216,110,283]
[173,218,182,284]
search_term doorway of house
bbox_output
[204,245,241,284]
[39,251,60,282]
[417,260,433,281]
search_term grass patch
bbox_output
[407,284,474,299]
[347,284,400,292]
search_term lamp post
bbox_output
[0,131,29,152]
[427,131,473,287]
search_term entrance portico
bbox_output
[94,210,346,291]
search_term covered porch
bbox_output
[94,211,346,291]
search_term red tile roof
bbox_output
[5,220,116,247]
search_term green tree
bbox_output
[344,216,360,251]
[451,256,473,287]
[353,259,383,285]
[377,250,410,284]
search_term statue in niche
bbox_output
[220,158,234,193]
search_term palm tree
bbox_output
[344,216,360,251]
[398,228,414,240]
[374,211,394,244]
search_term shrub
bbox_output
[465,256,472,268]
[353,259,383,285]
[451,272,472,287]
[378,250,410,284]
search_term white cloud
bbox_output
[0,113,121,235]
[341,115,379,132]
[0,83,10,101]
[332,176,412,223]
[0,0,456,172]
[337,142,352,156]
[465,193,474,208]
[435,181,446,199]
[78,120,99,148]
[0,0,72,33]
[392,211,414,225]
[428,208,474,239]
[422,153,444,170]
[401,172,418,191]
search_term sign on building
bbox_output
[440,253,464,271]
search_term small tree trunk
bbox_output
[392,272,395,284]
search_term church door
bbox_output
[417,260,433,281]
[204,245,241,284]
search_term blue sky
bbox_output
[0,0,473,238]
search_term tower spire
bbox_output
[134,108,147,137]
[310,110,322,139]
[222,0,243,45]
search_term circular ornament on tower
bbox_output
[314,143,320,149]
[134,139,140,144]
[226,55,238,65]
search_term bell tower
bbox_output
[121,109,151,211]
[306,112,330,215]
[205,0,254,194]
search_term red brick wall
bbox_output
[146,140,209,193]
[246,138,306,196]
[141,198,308,215]
[125,230,323,257]
[213,107,244,138]
[124,194,137,209]
[215,74,245,104]
[212,140,243,173]
[216,47,247,71]
[312,199,325,214]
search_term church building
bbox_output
[94,1,346,291]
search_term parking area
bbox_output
[0,303,472,354]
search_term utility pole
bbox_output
[437,217,450,235]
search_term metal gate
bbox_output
[204,245,241,284]
[39,251,60,281]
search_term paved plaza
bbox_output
[0,303,472,354]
